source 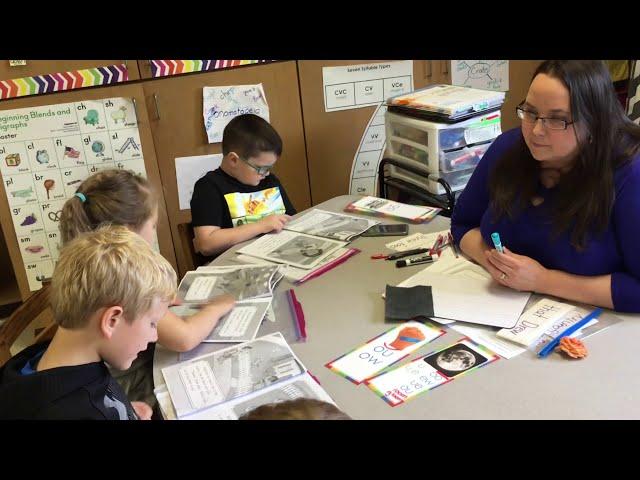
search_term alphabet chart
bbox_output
[325,321,445,384]
[0,97,149,291]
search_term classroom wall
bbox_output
[0,59,543,299]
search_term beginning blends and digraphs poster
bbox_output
[0,97,150,291]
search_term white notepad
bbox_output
[397,269,531,328]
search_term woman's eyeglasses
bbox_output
[516,105,575,130]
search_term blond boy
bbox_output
[0,226,176,420]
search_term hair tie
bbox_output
[75,192,87,203]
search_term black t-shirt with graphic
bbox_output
[190,168,296,229]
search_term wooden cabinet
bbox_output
[137,61,154,80]
[501,60,541,130]
[298,60,542,205]
[0,83,176,300]
[142,60,311,277]
[0,60,140,82]
[0,224,20,306]
[0,59,543,305]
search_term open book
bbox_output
[284,209,379,241]
[345,196,440,224]
[171,298,272,344]
[235,247,360,283]
[236,230,347,270]
[236,209,376,269]
[175,264,285,344]
[177,264,284,303]
[161,332,335,419]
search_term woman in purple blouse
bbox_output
[451,60,640,312]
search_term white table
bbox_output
[154,195,640,419]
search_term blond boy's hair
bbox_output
[50,225,177,329]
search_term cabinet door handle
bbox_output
[425,60,433,79]
[441,60,449,75]
[153,93,160,120]
[132,97,139,125]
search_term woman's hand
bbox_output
[484,247,548,292]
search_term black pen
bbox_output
[395,254,434,268]
[386,248,430,261]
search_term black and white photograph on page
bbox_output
[269,236,332,266]
[208,337,304,401]
[178,265,280,302]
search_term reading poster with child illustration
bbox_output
[0,98,150,291]
[224,187,286,226]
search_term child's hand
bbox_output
[131,401,153,420]
[202,294,236,317]
[258,214,291,233]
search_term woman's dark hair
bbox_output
[489,60,640,248]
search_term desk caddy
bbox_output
[384,84,505,195]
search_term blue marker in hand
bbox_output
[491,232,504,253]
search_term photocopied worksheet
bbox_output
[171,298,272,344]
[285,209,379,241]
[162,332,306,418]
[177,264,284,303]
[236,230,347,270]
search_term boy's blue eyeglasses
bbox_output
[241,157,273,176]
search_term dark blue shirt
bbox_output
[451,127,640,312]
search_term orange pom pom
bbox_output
[557,337,588,359]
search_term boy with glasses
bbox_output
[191,114,297,257]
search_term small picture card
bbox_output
[366,337,499,406]
[325,321,445,384]
[366,356,451,406]
[385,231,447,252]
